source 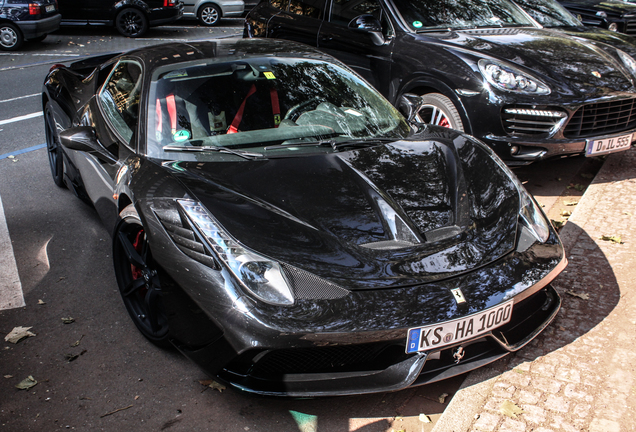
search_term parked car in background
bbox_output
[557,0,636,35]
[246,0,636,165]
[0,0,60,50]
[57,0,184,38]
[182,0,243,26]
[42,38,566,396]
[515,0,636,57]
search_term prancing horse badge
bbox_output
[450,288,467,304]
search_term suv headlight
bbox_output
[617,49,636,77]
[178,200,295,305]
[478,59,550,95]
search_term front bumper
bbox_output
[166,238,566,396]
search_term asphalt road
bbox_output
[0,20,594,432]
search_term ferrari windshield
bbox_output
[393,0,536,32]
[146,57,409,159]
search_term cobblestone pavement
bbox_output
[434,147,636,432]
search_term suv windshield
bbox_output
[392,0,535,31]
[512,0,582,28]
[147,57,410,160]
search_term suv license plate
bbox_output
[46,4,55,12]
[587,133,632,156]
[406,299,513,353]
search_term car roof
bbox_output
[121,38,333,69]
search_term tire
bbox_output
[415,93,464,131]
[44,103,66,188]
[198,4,221,26]
[115,8,148,38]
[28,34,47,43]
[113,205,170,347]
[0,23,23,51]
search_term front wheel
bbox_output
[415,93,464,131]
[0,23,23,51]
[198,4,221,26]
[115,8,148,37]
[44,103,66,188]
[113,205,170,347]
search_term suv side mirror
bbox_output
[59,126,117,164]
[398,93,424,123]
[348,14,385,45]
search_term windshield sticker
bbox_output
[173,130,191,142]
[413,21,423,28]
[263,71,276,80]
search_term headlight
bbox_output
[518,191,550,243]
[478,59,550,95]
[178,200,295,305]
[617,49,636,77]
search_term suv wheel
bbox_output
[115,8,149,37]
[0,23,23,51]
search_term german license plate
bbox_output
[406,299,513,353]
[586,133,632,156]
[46,4,55,12]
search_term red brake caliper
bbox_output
[130,230,144,281]
[439,117,451,128]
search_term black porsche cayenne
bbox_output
[245,0,636,165]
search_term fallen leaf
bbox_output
[419,414,431,423]
[4,375,13,379]
[61,317,75,324]
[8,155,14,159]
[438,392,449,404]
[560,210,572,217]
[64,353,79,362]
[15,376,37,390]
[38,299,46,305]
[581,173,594,179]
[566,290,589,300]
[4,326,36,344]
[600,235,623,244]
[70,335,84,347]
[551,219,565,229]
[625,211,633,216]
[567,183,585,191]
[134,395,140,400]
[564,200,579,206]
[199,380,226,392]
[499,400,524,418]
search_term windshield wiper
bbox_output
[264,138,397,152]
[163,145,265,160]
[416,27,452,33]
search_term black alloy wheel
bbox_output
[113,205,170,347]
[198,4,222,26]
[416,93,464,131]
[115,8,149,37]
[44,103,66,188]
[0,23,23,51]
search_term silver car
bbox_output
[183,0,244,26]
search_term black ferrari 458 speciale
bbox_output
[42,38,566,396]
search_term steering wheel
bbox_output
[284,98,323,121]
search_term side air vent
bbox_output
[281,263,349,300]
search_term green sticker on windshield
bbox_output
[173,130,191,142]
[413,21,423,28]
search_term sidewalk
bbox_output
[433,147,636,432]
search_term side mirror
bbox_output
[59,126,117,164]
[348,14,385,46]
[398,93,424,123]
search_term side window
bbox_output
[330,0,383,26]
[99,60,142,145]
[288,0,326,19]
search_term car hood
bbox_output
[548,26,636,58]
[167,128,521,290]
[416,27,636,96]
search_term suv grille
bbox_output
[625,21,636,35]
[502,106,567,135]
[564,98,636,138]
